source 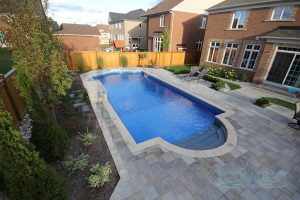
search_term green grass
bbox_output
[224,81,242,91]
[264,97,295,110]
[0,48,13,75]
[167,66,191,75]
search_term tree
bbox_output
[162,27,170,51]
[48,17,60,32]
[0,101,67,200]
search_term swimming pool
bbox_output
[95,71,227,150]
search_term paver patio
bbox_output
[82,68,300,200]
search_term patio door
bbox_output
[266,47,300,88]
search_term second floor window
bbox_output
[160,15,165,27]
[222,43,238,66]
[200,17,207,29]
[207,42,220,63]
[272,6,294,20]
[129,36,131,43]
[196,40,202,52]
[231,10,248,29]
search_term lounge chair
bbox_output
[185,69,208,82]
[289,101,300,130]
[178,66,201,78]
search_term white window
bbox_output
[129,36,131,43]
[115,23,118,28]
[231,10,248,29]
[196,40,202,52]
[241,44,261,70]
[207,42,221,63]
[222,43,238,66]
[119,23,122,29]
[200,17,207,29]
[153,37,163,52]
[272,6,294,20]
[160,15,165,27]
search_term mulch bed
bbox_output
[54,76,119,200]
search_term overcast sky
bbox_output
[48,0,162,25]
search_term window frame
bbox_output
[153,37,163,52]
[196,40,202,52]
[207,42,221,63]
[222,43,239,66]
[271,6,294,21]
[200,17,207,29]
[240,44,261,70]
[230,10,248,29]
[160,15,165,27]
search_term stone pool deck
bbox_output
[81,69,300,200]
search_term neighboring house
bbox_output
[108,9,147,51]
[96,24,110,45]
[200,0,300,89]
[142,0,224,52]
[54,23,101,51]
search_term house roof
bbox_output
[207,0,300,12]
[142,0,184,16]
[261,26,300,40]
[96,24,109,32]
[109,9,145,23]
[55,23,100,36]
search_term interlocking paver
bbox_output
[82,69,300,200]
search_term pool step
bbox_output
[174,126,226,150]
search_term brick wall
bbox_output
[57,35,101,51]
[200,6,300,81]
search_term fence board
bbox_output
[64,51,200,70]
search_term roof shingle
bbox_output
[55,23,100,36]
[261,26,300,40]
[207,0,300,12]
[109,9,145,23]
[142,0,184,16]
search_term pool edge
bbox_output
[81,68,237,158]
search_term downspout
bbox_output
[169,10,174,52]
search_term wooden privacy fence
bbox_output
[0,69,26,127]
[63,51,200,70]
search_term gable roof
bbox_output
[55,23,99,36]
[261,26,300,40]
[142,0,184,16]
[109,9,145,23]
[207,0,300,12]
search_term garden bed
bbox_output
[167,65,191,74]
[54,75,119,200]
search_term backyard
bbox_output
[0,48,13,75]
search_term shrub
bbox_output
[256,97,271,106]
[240,73,248,82]
[211,81,225,91]
[63,154,89,173]
[78,130,97,147]
[88,162,111,188]
[97,57,104,69]
[167,66,191,74]
[204,75,219,83]
[224,70,238,80]
[120,55,128,67]
[0,101,67,200]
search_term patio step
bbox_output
[174,126,226,150]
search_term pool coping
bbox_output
[81,68,237,158]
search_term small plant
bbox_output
[224,70,238,80]
[78,59,84,73]
[97,57,104,69]
[120,55,128,67]
[63,154,89,173]
[256,97,271,108]
[211,81,225,91]
[88,162,112,188]
[138,52,147,59]
[240,73,248,82]
[78,129,97,147]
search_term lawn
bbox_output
[0,48,13,75]
[224,81,242,90]
[167,66,191,74]
[264,97,295,110]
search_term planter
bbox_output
[255,103,271,108]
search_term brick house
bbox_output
[142,0,224,52]
[108,9,147,51]
[96,24,110,45]
[200,0,300,89]
[54,23,101,51]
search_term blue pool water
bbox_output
[95,71,226,150]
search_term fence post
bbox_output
[0,72,22,122]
